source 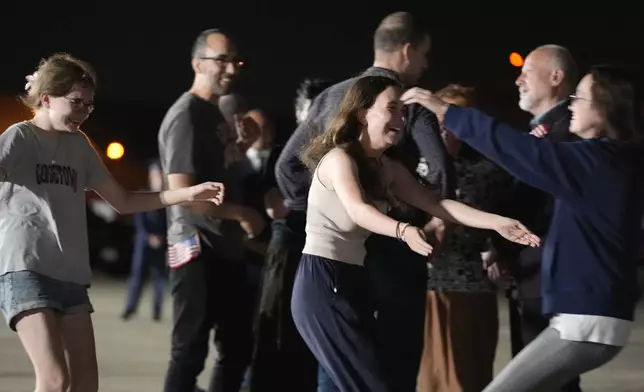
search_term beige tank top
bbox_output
[302,152,387,266]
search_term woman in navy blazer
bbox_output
[402,65,643,391]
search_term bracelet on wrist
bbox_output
[395,221,403,240]
[399,223,411,242]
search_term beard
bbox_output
[518,93,536,112]
[212,74,233,95]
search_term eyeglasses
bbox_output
[570,94,591,103]
[199,55,244,69]
[64,97,94,112]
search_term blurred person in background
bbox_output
[121,159,168,322]
[219,93,248,129]
[248,77,333,392]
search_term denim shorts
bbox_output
[0,271,93,331]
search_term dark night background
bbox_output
[1,5,643,168]
[0,5,642,272]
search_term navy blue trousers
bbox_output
[124,236,167,316]
[292,254,391,392]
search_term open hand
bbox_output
[493,216,540,247]
[188,182,225,205]
[403,225,434,257]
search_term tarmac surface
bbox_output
[1,275,643,392]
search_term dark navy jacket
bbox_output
[444,106,642,320]
[134,210,167,238]
[494,100,578,299]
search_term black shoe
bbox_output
[121,310,135,321]
[153,310,162,322]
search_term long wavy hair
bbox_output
[301,75,402,205]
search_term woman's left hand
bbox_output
[493,216,540,247]
[188,182,225,205]
[400,87,450,121]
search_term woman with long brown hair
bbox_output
[290,75,539,392]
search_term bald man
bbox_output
[494,44,582,392]
[158,29,265,392]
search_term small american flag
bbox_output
[168,234,202,269]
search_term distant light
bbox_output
[509,52,524,67]
[106,142,124,160]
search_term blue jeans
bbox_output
[123,235,167,316]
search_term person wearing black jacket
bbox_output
[494,45,583,392]
[248,78,333,392]
[275,12,456,391]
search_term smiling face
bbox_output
[193,33,242,96]
[360,85,404,151]
[515,49,559,116]
[569,74,603,139]
[42,83,95,132]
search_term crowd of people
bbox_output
[1,10,643,392]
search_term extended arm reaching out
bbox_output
[94,176,225,215]
[386,157,540,248]
[320,149,433,257]
[400,87,591,203]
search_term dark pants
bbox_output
[508,292,582,392]
[249,215,318,392]
[163,246,255,392]
[292,254,390,392]
[123,237,167,316]
[317,236,428,392]
[364,235,428,392]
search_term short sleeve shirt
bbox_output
[0,121,109,285]
[158,93,246,260]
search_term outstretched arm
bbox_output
[401,88,596,203]
[83,127,224,215]
[322,149,433,256]
[275,90,330,210]
[94,175,224,215]
[387,158,539,247]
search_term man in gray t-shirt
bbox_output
[158,29,265,392]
